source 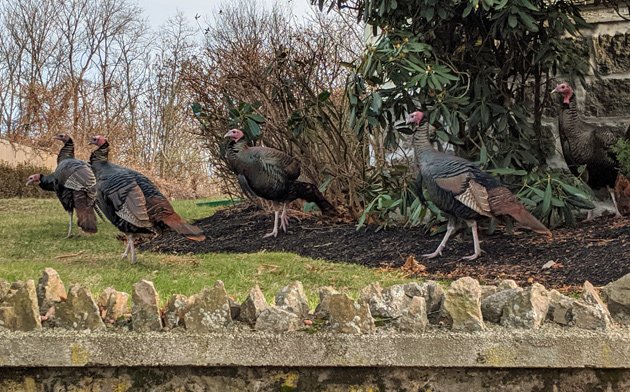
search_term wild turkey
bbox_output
[89,135,205,263]
[223,129,337,238]
[551,82,630,219]
[26,134,98,237]
[407,111,552,260]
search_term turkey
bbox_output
[407,111,552,261]
[89,135,205,263]
[551,82,630,219]
[26,134,98,237]
[223,129,337,238]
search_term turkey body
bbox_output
[224,129,336,238]
[409,111,551,260]
[90,138,205,263]
[51,136,98,236]
[553,83,629,217]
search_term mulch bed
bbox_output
[141,204,630,289]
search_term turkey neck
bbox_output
[412,121,433,161]
[89,142,110,174]
[560,94,580,137]
[57,138,75,163]
[226,139,248,161]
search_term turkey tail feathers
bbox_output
[508,207,553,239]
[487,186,552,238]
[161,213,206,241]
[73,190,98,233]
[292,181,338,216]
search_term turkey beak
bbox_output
[405,116,412,125]
[26,178,33,185]
[223,131,232,138]
[550,87,559,94]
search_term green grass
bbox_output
[0,198,414,305]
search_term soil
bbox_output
[142,204,630,289]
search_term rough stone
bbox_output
[441,277,485,332]
[358,282,388,318]
[593,33,630,75]
[380,284,413,318]
[275,281,309,319]
[313,286,340,320]
[547,289,575,326]
[583,79,630,117]
[325,293,375,334]
[131,280,162,332]
[501,283,550,329]
[55,284,105,331]
[239,285,269,325]
[36,268,66,316]
[572,301,613,331]
[498,280,519,290]
[255,306,301,332]
[573,281,614,330]
[97,287,129,324]
[184,281,231,333]
[602,273,630,324]
[481,288,523,324]
[403,281,445,318]
[480,285,499,300]
[163,294,188,329]
[396,296,428,333]
[0,279,9,300]
[0,280,41,331]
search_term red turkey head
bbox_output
[89,135,107,146]
[53,133,70,142]
[224,129,245,142]
[551,82,573,104]
[406,111,425,125]
[26,173,41,185]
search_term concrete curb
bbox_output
[1,328,629,368]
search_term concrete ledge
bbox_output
[1,328,629,369]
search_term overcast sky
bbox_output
[136,0,314,30]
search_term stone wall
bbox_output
[2,268,630,390]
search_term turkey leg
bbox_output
[422,217,456,259]
[280,203,289,232]
[264,210,280,238]
[461,220,482,261]
[122,234,137,264]
[608,186,623,218]
[66,211,74,238]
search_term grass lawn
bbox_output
[0,198,415,305]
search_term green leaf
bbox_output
[542,181,552,214]
[519,0,539,12]
[487,167,527,176]
[508,14,518,28]
[518,11,539,32]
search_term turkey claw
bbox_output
[263,231,278,238]
[422,251,442,259]
[461,253,481,261]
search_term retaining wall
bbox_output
[1,268,630,391]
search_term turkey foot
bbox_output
[421,217,456,260]
[460,221,482,261]
[263,211,280,238]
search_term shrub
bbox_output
[0,161,54,199]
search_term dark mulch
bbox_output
[141,204,630,289]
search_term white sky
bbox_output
[136,0,314,30]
